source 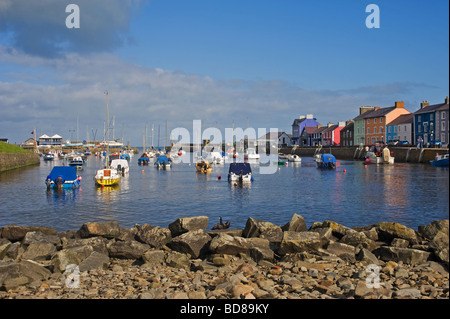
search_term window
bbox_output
[442,121,446,131]
[380,126,383,133]
[394,126,397,133]
[374,127,377,134]
[374,118,377,124]
[418,126,422,133]
[423,123,428,133]
[388,126,391,133]
[442,112,446,120]
[430,113,434,120]
[418,115,421,122]
[367,127,370,134]
[399,126,401,132]
[404,125,407,131]
[442,133,446,143]
[380,118,383,123]
[367,119,370,124]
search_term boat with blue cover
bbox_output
[45,166,82,189]
[316,154,336,169]
[155,154,172,169]
[228,163,253,183]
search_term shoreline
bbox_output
[0,216,448,299]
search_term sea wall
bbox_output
[0,153,40,173]
[279,146,450,163]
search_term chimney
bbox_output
[374,107,380,111]
[420,100,430,109]
[338,121,345,127]
[359,106,375,115]
[446,96,449,104]
[299,115,305,120]
[346,120,353,126]
[395,101,404,109]
[306,114,313,119]
[327,122,334,127]
[317,124,323,129]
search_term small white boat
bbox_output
[43,153,55,161]
[110,158,129,175]
[288,154,301,162]
[244,148,260,160]
[69,156,84,168]
[207,151,224,164]
[365,146,394,164]
[94,168,121,186]
[155,155,172,170]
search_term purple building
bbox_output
[291,114,320,146]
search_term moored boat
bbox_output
[69,156,84,168]
[45,166,82,189]
[110,158,130,175]
[228,162,253,183]
[43,153,55,161]
[288,154,301,162]
[196,160,212,173]
[94,168,121,186]
[244,148,260,161]
[316,154,336,169]
[155,154,172,170]
[430,153,449,167]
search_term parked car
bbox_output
[387,139,400,146]
[398,140,410,146]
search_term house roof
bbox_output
[414,102,448,115]
[39,134,51,139]
[258,131,286,140]
[387,114,413,125]
[322,124,339,133]
[353,109,376,121]
[51,134,62,139]
[363,106,397,119]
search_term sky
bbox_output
[0,0,448,146]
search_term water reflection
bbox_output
[46,188,80,203]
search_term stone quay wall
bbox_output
[0,153,40,173]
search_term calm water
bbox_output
[0,153,448,232]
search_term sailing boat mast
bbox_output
[105,90,110,168]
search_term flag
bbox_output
[31,131,34,134]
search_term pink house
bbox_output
[321,122,345,146]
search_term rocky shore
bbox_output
[0,215,448,299]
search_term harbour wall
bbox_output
[0,153,40,173]
[279,146,449,164]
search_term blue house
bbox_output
[386,114,413,144]
[291,114,320,146]
[414,99,448,146]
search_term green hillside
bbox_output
[0,141,33,154]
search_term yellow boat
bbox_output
[196,160,212,174]
[94,168,121,186]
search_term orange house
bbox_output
[364,101,411,145]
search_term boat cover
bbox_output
[321,154,336,163]
[47,166,77,182]
[229,163,252,175]
[156,155,170,164]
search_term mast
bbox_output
[105,90,110,167]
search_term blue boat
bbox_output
[45,166,81,189]
[316,154,336,169]
[155,154,172,169]
[228,163,253,183]
[430,153,449,167]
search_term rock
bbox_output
[107,240,150,259]
[140,288,165,299]
[165,251,190,269]
[209,234,273,262]
[356,248,379,265]
[340,231,377,251]
[232,284,254,298]
[136,224,172,249]
[354,281,392,299]
[207,228,243,238]
[0,225,58,241]
[77,221,121,239]
[62,237,109,256]
[242,218,283,248]
[376,246,431,265]
[169,216,209,237]
[212,255,230,266]
[393,288,422,298]
[23,231,60,245]
[0,260,51,289]
[418,220,449,240]
[325,241,356,262]
[142,249,165,266]
[0,242,11,260]
[281,213,307,232]
[21,243,56,261]
[311,227,334,247]
[278,231,321,255]
[375,222,418,245]
[168,229,211,258]
[321,221,351,239]
[78,251,110,272]
[427,231,449,268]
[391,238,410,248]
[51,250,81,273]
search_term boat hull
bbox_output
[430,156,449,167]
[94,169,121,186]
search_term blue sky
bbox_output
[0,0,448,145]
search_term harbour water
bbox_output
[0,154,448,232]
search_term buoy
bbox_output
[343,169,346,173]
[142,170,144,173]
[218,175,221,180]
